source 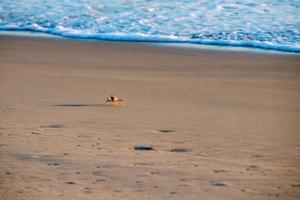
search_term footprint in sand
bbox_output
[40,124,64,129]
[246,165,259,171]
[158,129,175,133]
[84,187,93,193]
[252,154,263,158]
[92,171,102,176]
[47,163,59,166]
[53,104,101,107]
[149,171,160,175]
[210,181,228,187]
[65,181,76,185]
[291,184,300,187]
[132,146,155,151]
[214,169,229,173]
[170,148,191,153]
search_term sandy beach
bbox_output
[0,34,300,200]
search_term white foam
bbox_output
[0,0,299,52]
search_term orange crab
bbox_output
[106,95,124,106]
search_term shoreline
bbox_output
[1,30,299,55]
[0,34,300,200]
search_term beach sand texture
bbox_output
[0,35,300,199]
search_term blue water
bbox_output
[1,0,300,53]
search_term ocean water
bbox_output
[0,0,299,53]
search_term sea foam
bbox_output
[0,0,299,52]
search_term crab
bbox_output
[106,95,124,106]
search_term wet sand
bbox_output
[0,34,300,200]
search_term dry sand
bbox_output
[0,35,300,200]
